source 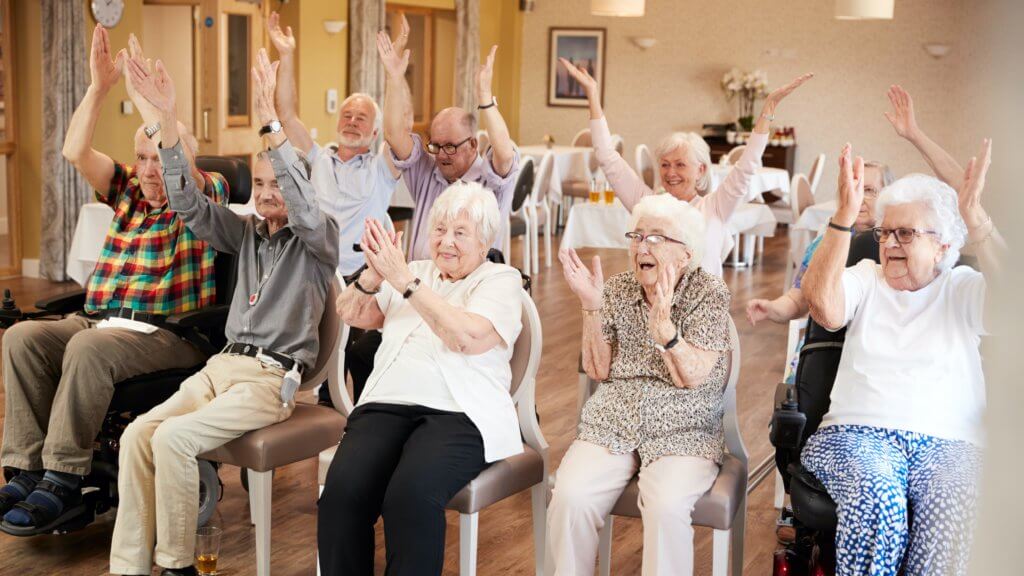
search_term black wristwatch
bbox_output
[478,96,497,110]
[259,120,283,137]
[353,269,380,295]
[828,219,853,233]
[654,331,680,353]
[402,278,422,299]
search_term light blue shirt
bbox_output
[308,143,400,275]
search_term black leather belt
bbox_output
[222,342,298,372]
[97,307,168,327]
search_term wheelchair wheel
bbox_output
[197,460,220,527]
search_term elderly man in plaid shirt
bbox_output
[0,26,225,533]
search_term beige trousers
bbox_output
[545,440,719,576]
[1,315,205,475]
[109,353,295,574]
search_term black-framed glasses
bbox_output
[871,227,941,245]
[624,231,687,247]
[427,136,473,155]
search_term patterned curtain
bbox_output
[454,0,480,112]
[348,0,386,104]
[40,0,90,281]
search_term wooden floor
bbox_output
[0,232,793,576]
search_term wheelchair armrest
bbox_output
[34,289,87,314]
[165,304,230,330]
[770,382,806,449]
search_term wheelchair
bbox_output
[0,155,251,536]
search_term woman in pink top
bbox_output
[560,58,813,277]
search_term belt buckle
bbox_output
[256,351,285,370]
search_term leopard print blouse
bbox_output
[577,267,733,467]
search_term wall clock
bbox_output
[91,0,125,28]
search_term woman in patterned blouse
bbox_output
[546,194,733,576]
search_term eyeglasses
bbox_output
[624,232,687,247]
[427,137,473,156]
[871,227,940,245]
[863,188,880,199]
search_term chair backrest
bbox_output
[807,153,826,194]
[511,156,535,213]
[571,128,592,148]
[476,129,491,158]
[509,289,542,400]
[300,273,347,394]
[790,173,814,222]
[610,134,625,157]
[725,145,747,165]
[634,144,657,190]
[534,150,557,204]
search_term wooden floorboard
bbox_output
[0,231,792,576]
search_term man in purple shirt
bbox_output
[377,25,519,261]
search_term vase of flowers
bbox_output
[721,68,768,132]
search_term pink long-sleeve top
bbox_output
[590,116,768,277]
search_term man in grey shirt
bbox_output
[108,50,338,576]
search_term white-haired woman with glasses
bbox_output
[559,58,813,276]
[548,194,733,576]
[800,141,1003,575]
[320,182,524,576]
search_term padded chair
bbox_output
[570,128,592,148]
[635,143,657,190]
[724,145,747,165]
[504,156,536,275]
[317,289,549,576]
[807,153,826,195]
[199,273,349,576]
[783,174,816,290]
[575,318,748,576]
[563,128,597,201]
[531,151,557,271]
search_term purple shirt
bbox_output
[391,133,520,261]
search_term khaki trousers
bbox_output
[109,353,295,574]
[1,315,205,475]
[545,440,719,576]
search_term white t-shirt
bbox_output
[822,259,987,446]
[357,260,525,462]
[360,322,461,412]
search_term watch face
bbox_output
[92,0,125,28]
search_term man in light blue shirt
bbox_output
[269,13,400,276]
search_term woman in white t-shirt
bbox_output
[319,182,524,576]
[801,142,1003,576]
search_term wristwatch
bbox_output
[143,122,161,139]
[259,120,283,136]
[478,96,497,110]
[654,331,680,353]
[402,278,422,299]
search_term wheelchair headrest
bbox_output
[847,230,881,266]
[196,156,252,205]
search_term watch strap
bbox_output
[402,278,422,299]
[828,219,853,233]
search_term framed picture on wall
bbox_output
[548,27,606,108]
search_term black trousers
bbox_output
[319,327,383,405]
[317,403,489,576]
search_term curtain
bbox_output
[454,0,481,113]
[40,0,90,281]
[348,0,387,104]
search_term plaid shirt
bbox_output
[83,162,228,315]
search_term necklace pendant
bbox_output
[249,292,259,306]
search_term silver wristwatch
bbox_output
[143,122,161,139]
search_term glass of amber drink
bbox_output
[196,526,222,575]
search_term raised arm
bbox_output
[746,289,808,326]
[477,45,515,177]
[649,264,723,388]
[885,85,964,188]
[336,225,388,330]
[266,12,314,155]
[559,58,649,211]
[62,24,123,195]
[378,15,415,160]
[958,139,1004,276]
[559,248,612,381]
[804,145,864,330]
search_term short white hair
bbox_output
[875,173,967,271]
[340,92,382,134]
[654,132,713,193]
[428,181,501,248]
[629,194,707,271]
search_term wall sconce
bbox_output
[520,0,535,12]
[323,20,347,35]
[922,43,951,59]
[835,0,894,20]
[630,37,656,50]
[592,0,645,17]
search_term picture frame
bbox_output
[548,27,606,108]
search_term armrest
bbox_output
[770,382,806,449]
[165,304,231,330]
[35,289,87,314]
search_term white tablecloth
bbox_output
[794,199,836,233]
[709,164,791,203]
[66,202,253,286]
[519,145,593,200]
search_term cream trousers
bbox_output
[109,353,294,574]
[545,440,719,576]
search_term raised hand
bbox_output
[558,57,599,100]
[391,13,410,57]
[648,262,678,346]
[959,138,992,229]
[376,23,410,79]
[267,12,296,57]
[759,72,814,120]
[834,143,865,228]
[362,218,411,287]
[251,48,280,126]
[477,45,498,103]
[745,299,772,326]
[125,54,176,119]
[90,24,125,94]
[559,248,604,311]
[883,85,920,140]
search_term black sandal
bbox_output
[0,479,85,537]
[0,474,38,515]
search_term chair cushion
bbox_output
[447,445,544,514]
[561,179,590,199]
[200,404,346,472]
[788,463,838,532]
[609,453,747,531]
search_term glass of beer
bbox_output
[196,526,222,575]
[603,187,615,204]
[589,178,601,203]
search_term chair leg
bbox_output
[316,484,323,576]
[712,529,730,576]
[757,236,764,261]
[731,234,741,266]
[531,483,546,576]
[459,512,479,576]
[730,493,747,576]
[597,515,613,576]
[774,469,785,509]
[248,468,273,576]
[544,206,552,268]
